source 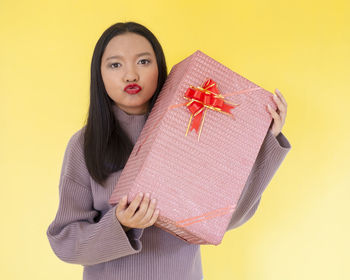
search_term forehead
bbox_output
[103,33,155,58]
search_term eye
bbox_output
[138,59,151,65]
[111,63,121,68]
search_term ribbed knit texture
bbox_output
[46,103,291,280]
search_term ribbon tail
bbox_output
[221,103,239,114]
[190,111,204,133]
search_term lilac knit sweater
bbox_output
[46,103,291,280]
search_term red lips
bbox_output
[124,83,142,94]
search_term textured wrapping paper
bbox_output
[109,50,277,245]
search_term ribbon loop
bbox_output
[203,94,212,106]
[188,102,203,115]
[193,90,204,101]
[185,88,195,99]
[212,97,224,109]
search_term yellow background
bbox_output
[1,0,349,279]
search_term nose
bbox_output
[123,65,139,83]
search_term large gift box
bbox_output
[109,50,277,245]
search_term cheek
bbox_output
[101,70,116,90]
[148,67,159,86]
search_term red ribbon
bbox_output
[183,79,239,138]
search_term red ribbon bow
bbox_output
[184,79,239,140]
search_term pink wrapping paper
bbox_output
[109,50,277,245]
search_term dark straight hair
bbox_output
[83,21,168,187]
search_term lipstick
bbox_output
[124,83,142,94]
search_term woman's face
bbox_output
[100,32,159,115]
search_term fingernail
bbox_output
[267,104,271,109]
[145,193,150,198]
[122,195,127,201]
[139,192,143,197]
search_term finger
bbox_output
[115,195,128,224]
[267,104,282,124]
[124,192,144,219]
[132,193,151,222]
[116,195,128,213]
[139,197,157,224]
[144,208,160,227]
[275,89,287,107]
[272,93,286,114]
[272,92,287,123]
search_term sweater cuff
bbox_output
[125,227,144,241]
[111,205,144,251]
[269,130,291,149]
[263,130,291,164]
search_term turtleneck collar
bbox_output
[111,103,147,120]
[111,103,147,145]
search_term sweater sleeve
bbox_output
[46,130,144,266]
[226,129,291,231]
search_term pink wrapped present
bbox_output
[109,50,277,245]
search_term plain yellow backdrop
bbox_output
[1,0,349,279]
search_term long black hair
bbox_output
[83,21,168,187]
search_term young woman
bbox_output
[46,21,291,280]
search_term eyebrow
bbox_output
[106,52,152,61]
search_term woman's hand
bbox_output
[267,88,288,137]
[115,192,160,231]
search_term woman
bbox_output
[46,21,291,280]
